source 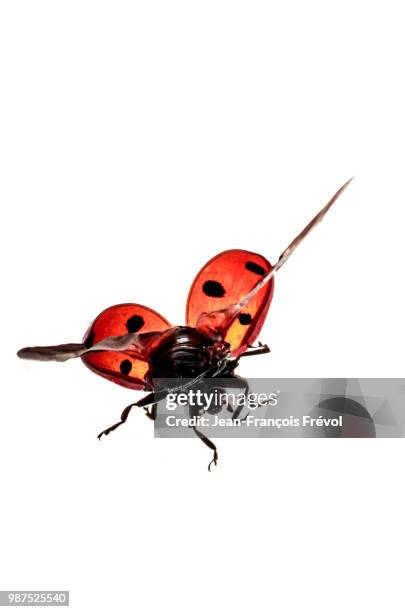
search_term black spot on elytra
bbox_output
[203,280,226,298]
[84,330,95,348]
[245,261,266,276]
[238,313,252,325]
[126,315,145,333]
[120,359,132,375]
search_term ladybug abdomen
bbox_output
[148,326,214,380]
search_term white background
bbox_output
[1,1,404,610]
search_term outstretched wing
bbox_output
[18,303,171,390]
[186,250,274,356]
[191,179,353,351]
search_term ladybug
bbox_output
[18,179,352,469]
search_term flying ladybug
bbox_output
[18,179,353,469]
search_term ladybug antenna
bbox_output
[236,177,354,311]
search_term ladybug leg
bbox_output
[144,403,158,421]
[211,373,249,412]
[223,343,270,375]
[97,391,159,439]
[241,342,271,358]
[191,426,218,471]
[226,375,250,421]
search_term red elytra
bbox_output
[81,249,274,389]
